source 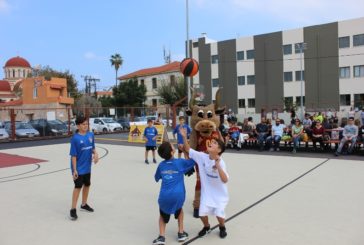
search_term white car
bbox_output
[0,128,9,140]
[89,117,122,133]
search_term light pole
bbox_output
[296,42,307,120]
[186,0,191,103]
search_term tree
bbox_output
[73,94,102,117]
[36,66,80,99]
[110,53,123,87]
[156,77,186,106]
[113,78,146,107]
[98,95,114,108]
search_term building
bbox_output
[119,61,182,107]
[190,17,364,116]
[96,91,113,99]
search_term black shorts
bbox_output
[146,146,156,151]
[160,208,182,223]
[74,173,91,189]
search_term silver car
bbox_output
[5,121,40,138]
[0,128,9,140]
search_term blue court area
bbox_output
[0,143,363,245]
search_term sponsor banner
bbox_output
[128,124,167,144]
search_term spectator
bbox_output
[335,117,358,156]
[291,119,303,153]
[255,117,269,151]
[266,119,286,152]
[311,120,325,150]
[241,118,253,137]
[247,117,256,131]
[361,108,364,126]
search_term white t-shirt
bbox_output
[189,149,229,208]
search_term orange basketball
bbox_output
[180,58,199,77]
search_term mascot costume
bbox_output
[186,88,225,217]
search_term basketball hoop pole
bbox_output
[186,0,191,124]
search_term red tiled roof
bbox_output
[49,84,65,89]
[0,81,11,92]
[96,91,113,96]
[119,61,180,80]
[0,99,23,106]
[5,56,31,68]
[0,93,17,98]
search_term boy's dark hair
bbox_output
[147,119,153,123]
[158,141,173,160]
[178,116,185,120]
[215,138,226,156]
[75,116,87,125]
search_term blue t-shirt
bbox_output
[173,124,191,144]
[69,132,95,175]
[144,126,158,146]
[155,158,195,214]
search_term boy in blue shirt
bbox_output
[173,116,191,158]
[152,141,195,245]
[143,119,158,164]
[69,116,99,220]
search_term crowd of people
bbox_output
[220,110,364,156]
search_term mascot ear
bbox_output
[215,107,225,115]
[186,108,192,116]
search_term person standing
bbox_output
[173,116,192,158]
[144,119,158,164]
[69,116,99,220]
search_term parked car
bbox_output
[64,119,77,134]
[4,121,40,138]
[30,119,68,136]
[116,117,130,131]
[0,128,9,140]
[89,117,122,133]
[129,116,148,126]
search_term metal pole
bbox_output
[186,0,191,123]
[300,46,303,120]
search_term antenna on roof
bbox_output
[163,46,171,64]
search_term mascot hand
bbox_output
[185,167,195,177]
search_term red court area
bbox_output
[0,152,47,168]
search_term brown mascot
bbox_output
[186,88,225,218]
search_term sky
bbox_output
[0,0,363,91]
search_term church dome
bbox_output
[0,80,11,91]
[5,56,31,68]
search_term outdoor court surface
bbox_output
[0,142,363,245]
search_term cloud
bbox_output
[84,51,106,61]
[0,0,10,13]
[230,0,364,25]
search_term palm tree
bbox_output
[110,53,123,87]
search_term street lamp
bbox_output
[295,42,307,120]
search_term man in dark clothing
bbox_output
[255,117,269,151]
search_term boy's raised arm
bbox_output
[179,128,190,153]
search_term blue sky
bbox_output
[0,0,363,91]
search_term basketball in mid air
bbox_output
[180,58,199,77]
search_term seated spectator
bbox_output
[266,119,286,152]
[255,117,269,151]
[225,120,240,148]
[312,120,325,150]
[241,118,253,137]
[291,119,304,153]
[247,117,256,131]
[335,117,358,156]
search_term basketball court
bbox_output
[0,142,363,245]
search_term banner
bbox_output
[128,124,167,144]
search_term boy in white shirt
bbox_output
[180,128,229,239]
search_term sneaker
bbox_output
[177,231,189,242]
[152,235,165,245]
[80,203,94,212]
[219,226,227,238]
[198,226,211,237]
[153,158,157,164]
[145,159,149,164]
[334,151,339,157]
[69,208,78,220]
[193,208,199,218]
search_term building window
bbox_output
[353,34,364,47]
[295,71,305,81]
[152,78,157,89]
[140,79,145,86]
[246,50,255,59]
[248,98,255,108]
[193,42,199,48]
[237,76,245,86]
[23,70,26,77]
[339,36,350,48]
[354,65,364,77]
[284,72,293,82]
[354,94,364,108]
[212,78,219,87]
[238,99,245,108]
[12,70,15,77]
[283,44,292,55]
[340,94,351,106]
[33,87,38,98]
[152,99,157,107]
[170,75,176,86]
[295,43,304,53]
[295,96,305,106]
[339,67,350,78]
[211,55,219,64]
[237,51,244,61]
[247,75,255,85]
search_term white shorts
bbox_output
[199,203,226,218]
